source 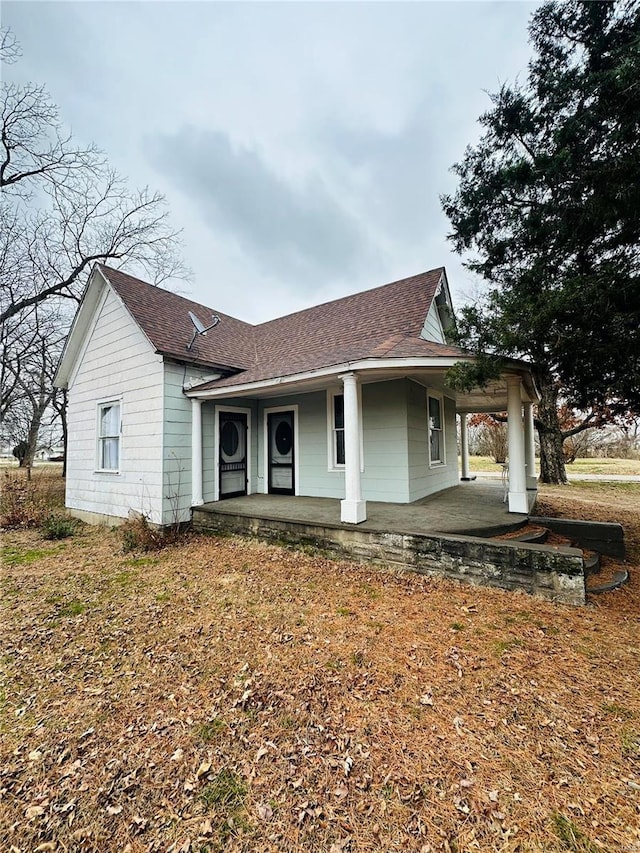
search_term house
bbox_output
[54,264,539,528]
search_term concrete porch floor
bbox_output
[196,478,534,537]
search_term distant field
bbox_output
[466,455,640,476]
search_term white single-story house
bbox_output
[54,264,539,527]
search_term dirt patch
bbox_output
[1,484,639,852]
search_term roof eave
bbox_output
[185,354,479,399]
[160,352,247,375]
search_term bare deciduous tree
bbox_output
[1,28,188,468]
[1,304,67,469]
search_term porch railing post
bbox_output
[459,413,472,481]
[191,398,204,507]
[523,401,537,490]
[506,375,528,513]
[338,372,366,524]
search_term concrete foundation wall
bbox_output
[193,509,586,606]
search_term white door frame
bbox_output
[214,405,252,502]
[262,404,299,495]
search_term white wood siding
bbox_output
[361,381,410,502]
[163,369,259,523]
[65,287,165,523]
[420,301,446,344]
[162,364,211,523]
[200,379,459,508]
[407,381,458,502]
[251,381,411,503]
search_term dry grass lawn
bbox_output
[468,456,640,477]
[1,476,639,852]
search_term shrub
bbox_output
[0,470,50,528]
[41,514,76,540]
[119,511,165,553]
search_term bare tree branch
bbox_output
[1,31,190,463]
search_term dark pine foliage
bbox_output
[442,0,640,482]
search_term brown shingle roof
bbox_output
[99,265,255,371]
[98,264,466,389]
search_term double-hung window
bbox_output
[327,387,364,471]
[97,401,121,471]
[331,393,345,467]
[428,392,445,465]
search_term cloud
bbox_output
[4,0,538,318]
[150,128,370,286]
[316,104,443,242]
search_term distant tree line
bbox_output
[466,412,640,464]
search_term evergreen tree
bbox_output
[442,0,640,483]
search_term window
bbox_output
[97,401,121,471]
[428,393,445,465]
[327,387,364,472]
[332,393,345,466]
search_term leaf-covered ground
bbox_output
[2,484,639,852]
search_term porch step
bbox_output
[583,550,601,576]
[587,569,630,595]
[490,524,549,544]
[537,530,602,576]
[511,525,549,544]
[498,526,608,585]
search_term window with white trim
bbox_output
[331,392,345,467]
[327,387,365,472]
[97,401,121,471]
[427,392,445,465]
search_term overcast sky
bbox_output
[4,1,538,323]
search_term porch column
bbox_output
[459,413,473,481]
[506,376,528,513]
[523,401,537,490]
[191,398,203,506]
[339,372,366,524]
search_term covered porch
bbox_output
[194,478,535,538]
[187,359,540,525]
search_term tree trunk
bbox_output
[20,401,47,469]
[536,373,568,484]
[20,360,51,469]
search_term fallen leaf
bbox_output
[256,802,273,821]
[196,759,211,779]
[25,805,45,819]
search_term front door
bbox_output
[267,411,295,495]
[219,412,247,499]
